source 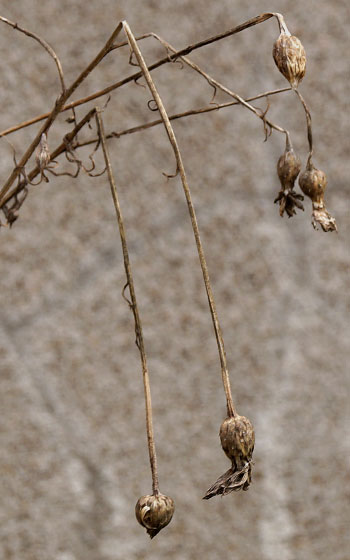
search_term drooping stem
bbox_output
[0,15,66,94]
[123,20,236,418]
[95,108,159,495]
[293,88,313,163]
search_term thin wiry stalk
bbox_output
[148,33,289,138]
[0,13,282,138]
[1,87,290,211]
[95,108,160,495]
[73,87,291,149]
[0,15,66,94]
[0,22,123,208]
[293,88,313,162]
[123,20,236,418]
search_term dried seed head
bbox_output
[135,494,174,539]
[299,164,326,202]
[277,143,301,187]
[203,414,255,499]
[273,32,306,88]
[274,140,304,217]
[299,163,337,232]
[220,415,255,469]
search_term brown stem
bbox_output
[0,15,66,93]
[293,88,313,162]
[95,108,159,495]
[123,20,236,418]
[79,87,291,147]
[0,12,282,138]
[148,33,288,137]
[0,22,123,208]
[1,88,290,212]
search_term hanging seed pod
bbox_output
[203,414,255,500]
[274,138,304,217]
[299,162,337,232]
[135,494,174,539]
[273,31,306,88]
[220,415,255,468]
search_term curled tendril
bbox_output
[147,99,158,112]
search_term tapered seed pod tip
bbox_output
[135,494,174,539]
[273,32,306,88]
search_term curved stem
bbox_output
[148,33,289,137]
[123,20,236,418]
[293,88,313,163]
[95,108,159,495]
[0,15,66,94]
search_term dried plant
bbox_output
[0,10,338,534]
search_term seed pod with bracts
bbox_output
[203,414,255,499]
[135,493,174,538]
[273,29,306,88]
[274,137,304,218]
[299,161,337,232]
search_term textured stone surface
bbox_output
[0,1,349,559]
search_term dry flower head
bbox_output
[273,32,306,88]
[203,415,255,499]
[135,494,174,539]
[299,162,337,232]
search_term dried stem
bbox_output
[0,22,123,208]
[293,88,313,162]
[95,108,159,495]
[0,13,282,138]
[0,15,66,94]
[147,33,289,138]
[123,20,236,418]
[74,87,291,149]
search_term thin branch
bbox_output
[148,33,288,137]
[293,88,313,162]
[0,15,66,94]
[73,87,290,149]
[0,22,123,208]
[123,20,236,418]
[0,13,282,138]
[95,107,160,495]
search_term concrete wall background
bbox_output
[0,1,349,559]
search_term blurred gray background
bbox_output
[0,1,349,559]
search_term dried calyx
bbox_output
[272,15,306,88]
[203,414,255,499]
[274,136,304,217]
[135,493,174,539]
[299,159,337,232]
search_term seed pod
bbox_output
[274,140,304,217]
[299,164,326,202]
[273,32,306,88]
[277,143,301,187]
[135,493,174,539]
[220,415,255,469]
[299,162,337,232]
